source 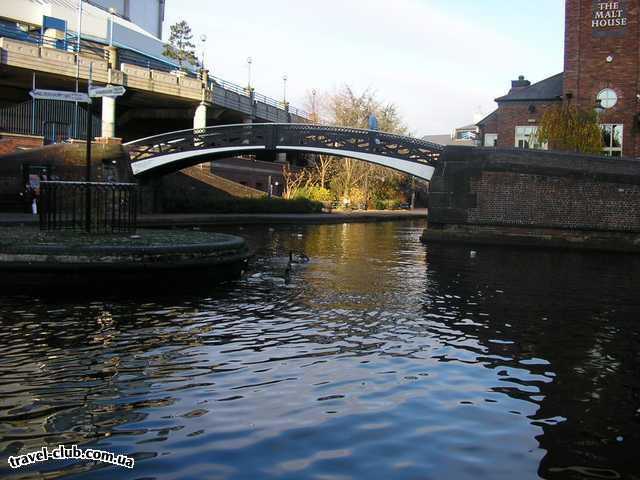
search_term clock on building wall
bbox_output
[597,88,618,109]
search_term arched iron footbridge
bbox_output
[125,124,443,181]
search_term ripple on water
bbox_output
[0,222,639,480]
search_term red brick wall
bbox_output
[429,147,640,233]
[468,171,640,231]
[210,158,285,195]
[478,112,499,145]
[0,134,43,155]
[564,0,640,157]
[495,102,561,148]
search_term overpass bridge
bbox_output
[125,123,443,181]
[0,33,309,142]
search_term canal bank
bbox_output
[421,224,640,253]
[0,209,428,228]
[427,147,640,253]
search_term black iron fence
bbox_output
[39,181,138,233]
[0,100,101,140]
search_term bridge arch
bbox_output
[125,123,443,181]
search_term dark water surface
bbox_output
[1,221,639,479]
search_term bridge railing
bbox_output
[125,123,444,166]
[208,77,310,120]
[0,22,104,56]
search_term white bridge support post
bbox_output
[194,102,208,131]
[101,95,116,138]
[193,102,208,167]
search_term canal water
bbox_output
[0,221,638,479]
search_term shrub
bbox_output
[537,104,603,154]
[293,186,334,203]
[374,199,402,210]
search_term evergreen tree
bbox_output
[163,21,198,71]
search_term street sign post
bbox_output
[85,64,93,233]
[89,85,126,98]
[29,89,91,103]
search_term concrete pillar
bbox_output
[101,95,116,138]
[194,102,207,130]
[105,46,118,70]
[249,89,256,121]
[194,103,208,156]
[201,69,209,87]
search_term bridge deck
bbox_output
[125,123,443,181]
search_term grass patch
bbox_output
[0,226,233,249]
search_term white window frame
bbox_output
[515,126,547,150]
[484,133,498,147]
[601,124,623,157]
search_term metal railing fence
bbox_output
[39,181,138,233]
[0,100,101,140]
[0,22,104,56]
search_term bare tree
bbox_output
[282,165,310,199]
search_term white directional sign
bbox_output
[89,86,126,98]
[29,89,91,103]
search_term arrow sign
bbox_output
[89,86,126,98]
[29,89,91,103]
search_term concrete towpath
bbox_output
[0,209,427,228]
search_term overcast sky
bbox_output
[165,0,565,136]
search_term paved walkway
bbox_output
[0,209,427,227]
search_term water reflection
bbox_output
[423,244,640,480]
[0,221,638,479]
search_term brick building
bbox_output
[479,0,639,158]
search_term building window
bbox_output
[601,124,623,156]
[597,89,618,109]
[484,133,498,147]
[515,126,547,150]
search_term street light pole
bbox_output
[85,62,93,232]
[74,0,83,139]
[108,7,116,47]
[247,57,253,90]
[283,74,288,104]
[311,88,317,123]
[200,34,207,69]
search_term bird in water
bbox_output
[285,251,310,282]
[289,251,310,264]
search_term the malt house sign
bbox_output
[592,1,628,36]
